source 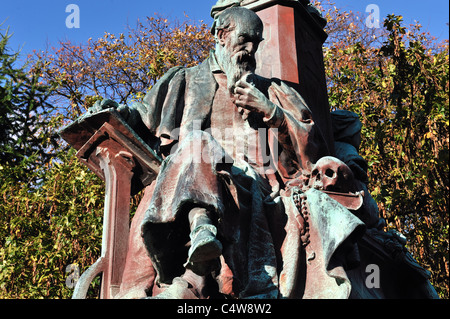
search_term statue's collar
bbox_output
[208,50,224,74]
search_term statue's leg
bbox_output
[142,130,232,297]
[147,208,222,299]
[185,207,223,275]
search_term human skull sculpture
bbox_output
[310,156,356,193]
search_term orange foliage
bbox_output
[35,15,214,119]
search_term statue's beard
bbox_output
[220,50,257,93]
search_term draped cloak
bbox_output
[117,53,365,299]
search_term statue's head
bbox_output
[212,7,264,91]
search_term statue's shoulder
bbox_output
[150,57,214,97]
[159,66,186,83]
[160,57,212,83]
[186,56,214,77]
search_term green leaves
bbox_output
[0,148,104,298]
[1,26,57,181]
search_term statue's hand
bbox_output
[89,99,119,113]
[88,99,131,121]
[233,78,275,120]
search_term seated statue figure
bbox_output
[88,6,435,299]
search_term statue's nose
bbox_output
[244,42,258,55]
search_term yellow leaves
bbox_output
[371,186,381,197]
[34,13,213,117]
[424,131,434,140]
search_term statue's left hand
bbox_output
[88,99,131,121]
[89,99,119,112]
[233,78,275,120]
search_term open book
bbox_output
[59,108,162,196]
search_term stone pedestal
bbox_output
[59,109,161,299]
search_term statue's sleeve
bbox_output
[265,80,330,179]
[130,66,186,146]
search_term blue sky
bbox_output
[1,0,448,60]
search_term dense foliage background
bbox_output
[1,1,448,298]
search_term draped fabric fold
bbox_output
[130,54,364,298]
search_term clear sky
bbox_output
[1,0,448,60]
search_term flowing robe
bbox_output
[118,53,365,299]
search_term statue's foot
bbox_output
[185,257,221,276]
[185,226,222,276]
[188,226,223,263]
[147,277,199,299]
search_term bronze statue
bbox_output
[87,6,364,298]
[64,2,438,299]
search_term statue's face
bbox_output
[228,21,263,54]
[215,11,264,91]
[219,17,263,73]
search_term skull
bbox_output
[310,156,356,193]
